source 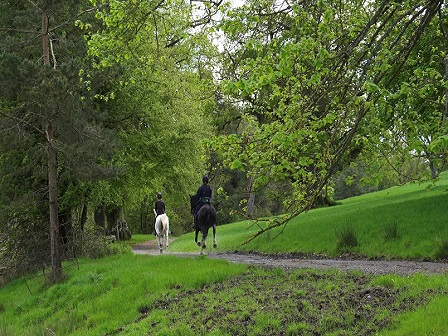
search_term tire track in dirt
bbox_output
[132,239,448,276]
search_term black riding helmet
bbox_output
[157,192,162,199]
[202,175,209,183]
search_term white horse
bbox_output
[154,213,169,254]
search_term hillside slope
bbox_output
[170,172,448,260]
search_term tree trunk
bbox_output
[140,197,151,233]
[94,204,106,232]
[79,202,88,231]
[43,12,62,281]
[106,206,120,236]
[42,13,50,66]
[246,176,255,218]
[47,120,62,280]
[58,211,71,246]
[42,13,62,281]
[429,159,438,179]
[140,203,146,234]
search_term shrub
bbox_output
[109,242,132,255]
[383,220,399,241]
[73,229,114,259]
[335,225,358,250]
[435,238,448,260]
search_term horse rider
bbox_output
[194,175,212,226]
[154,192,165,235]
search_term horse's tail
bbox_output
[161,214,169,233]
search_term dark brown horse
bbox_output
[190,194,217,254]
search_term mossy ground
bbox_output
[121,267,432,336]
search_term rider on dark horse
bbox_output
[193,175,212,227]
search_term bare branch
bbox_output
[384,1,443,86]
[0,27,40,34]
[49,36,57,69]
[0,107,44,136]
[49,5,105,33]
[25,0,41,11]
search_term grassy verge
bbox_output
[2,254,447,335]
[371,274,448,336]
[122,234,153,246]
[118,268,448,336]
[2,174,448,335]
[0,251,247,336]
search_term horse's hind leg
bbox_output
[195,229,201,247]
[199,232,208,255]
[201,229,208,250]
[157,235,163,254]
[212,225,217,249]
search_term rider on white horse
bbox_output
[154,192,165,235]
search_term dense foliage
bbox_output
[0,0,218,280]
[213,0,447,241]
[1,0,448,280]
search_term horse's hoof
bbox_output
[213,244,217,248]
[159,249,163,254]
[197,242,201,247]
[202,244,206,249]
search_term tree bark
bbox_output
[140,198,149,233]
[43,12,62,280]
[79,202,88,231]
[246,176,255,218]
[429,158,438,179]
[94,204,106,232]
[47,120,62,279]
[106,206,119,235]
[42,13,50,66]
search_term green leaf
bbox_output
[230,159,245,171]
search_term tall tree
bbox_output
[215,0,444,241]
[0,0,115,280]
[371,5,448,179]
[81,0,220,233]
[0,0,222,281]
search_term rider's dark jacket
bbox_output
[154,200,165,216]
[195,183,212,216]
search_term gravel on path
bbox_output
[132,239,448,276]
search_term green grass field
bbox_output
[171,172,448,260]
[0,253,247,335]
[1,173,448,335]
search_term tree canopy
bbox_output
[213,0,446,240]
[1,0,447,279]
[0,0,218,280]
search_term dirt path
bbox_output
[132,239,448,276]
